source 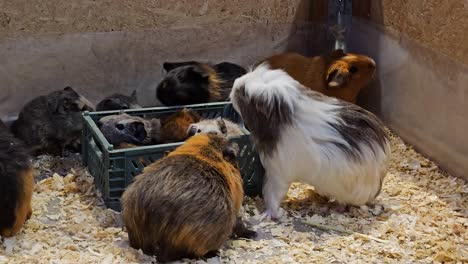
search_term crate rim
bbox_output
[82,102,250,153]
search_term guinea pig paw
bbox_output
[259,208,284,222]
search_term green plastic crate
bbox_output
[81,102,264,211]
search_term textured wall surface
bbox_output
[0,0,330,121]
[0,0,306,38]
[370,0,468,65]
[350,1,468,181]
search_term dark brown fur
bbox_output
[121,134,254,262]
[159,109,201,143]
[261,50,376,103]
[0,127,34,237]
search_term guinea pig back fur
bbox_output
[96,90,141,111]
[230,64,390,219]
[11,86,95,156]
[0,127,34,237]
[121,133,254,262]
[156,61,247,106]
[261,49,376,103]
[159,108,201,143]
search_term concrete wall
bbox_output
[0,0,330,121]
[350,0,468,181]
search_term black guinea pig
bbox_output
[11,86,95,156]
[156,61,247,106]
[0,123,34,237]
[96,90,141,111]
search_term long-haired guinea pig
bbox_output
[98,113,161,148]
[156,61,247,106]
[0,125,34,237]
[121,133,255,262]
[159,108,201,143]
[230,64,390,220]
[11,86,95,156]
[187,117,243,138]
[259,49,376,103]
[96,90,141,111]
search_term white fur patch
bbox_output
[231,64,390,217]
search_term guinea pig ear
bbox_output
[326,69,347,88]
[130,90,138,101]
[216,117,228,136]
[63,86,74,91]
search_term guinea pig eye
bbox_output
[116,124,125,130]
[349,66,358,74]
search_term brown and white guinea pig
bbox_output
[187,117,243,138]
[121,133,256,262]
[0,124,34,237]
[11,87,95,156]
[259,49,376,103]
[159,108,201,143]
[230,64,390,220]
[156,61,247,106]
[96,90,141,111]
[98,113,161,148]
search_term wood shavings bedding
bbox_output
[1,131,466,263]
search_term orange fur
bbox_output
[200,64,222,101]
[167,134,243,211]
[262,50,376,103]
[1,168,34,237]
[160,109,201,143]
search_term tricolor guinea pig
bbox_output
[159,108,201,143]
[11,87,95,156]
[96,90,141,111]
[98,113,161,148]
[121,133,255,262]
[156,61,247,106]
[187,117,243,138]
[0,124,34,237]
[259,49,376,103]
[230,64,390,220]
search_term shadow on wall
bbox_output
[348,14,468,181]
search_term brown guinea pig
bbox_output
[121,133,255,262]
[0,125,34,237]
[159,108,201,143]
[259,49,376,103]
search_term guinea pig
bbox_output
[156,61,247,106]
[0,126,34,237]
[259,49,376,103]
[121,133,255,262]
[187,117,243,138]
[11,86,95,156]
[96,90,141,111]
[98,113,161,148]
[159,108,201,143]
[230,64,390,220]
